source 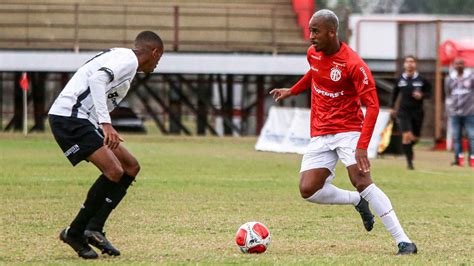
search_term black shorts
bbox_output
[397,109,424,137]
[49,115,104,166]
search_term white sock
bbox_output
[360,184,411,244]
[306,183,360,205]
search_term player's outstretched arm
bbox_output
[269,88,293,102]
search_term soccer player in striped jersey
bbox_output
[270,10,417,255]
[49,31,163,259]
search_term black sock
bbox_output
[119,173,136,189]
[68,175,108,237]
[86,174,134,232]
[402,143,413,165]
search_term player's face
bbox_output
[453,58,464,73]
[309,17,335,52]
[403,57,416,73]
[143,47,163,73]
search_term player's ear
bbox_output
[151,48,158,58]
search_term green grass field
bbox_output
[0,131,473,265]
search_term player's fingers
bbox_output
[113,134,120,150]
[111,141,119,150]
[361,157,370,173]
[109,137,118,150]
[104,135,110,146]
[357,160,364,171]
[108,134,117,149]
[356,156,363,171]
[273,93,281,101]
[269,89,276,95]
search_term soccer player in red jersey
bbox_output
[270,9,417,255]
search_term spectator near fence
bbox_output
[444,57,474,167]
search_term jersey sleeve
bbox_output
[99,50,137,83]
[88,71,112,124]
[88,50,137,124]
[351,60,376,96]
[357,89,380,149]
[290,70,312,95]
[290,49,313,95]
[351,60,379,149]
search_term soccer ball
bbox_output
[235,221,271,254]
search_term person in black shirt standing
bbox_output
[390,56,431,170]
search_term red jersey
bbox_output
[290,42,380,149]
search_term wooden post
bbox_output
[271,8,277,54]
[224,75,233,135]
[169,76,182,134]
[74,3,79,52]
[256,75,265,135]
[434,20,442,141]
[197,75,210,135]
[173,6,179,52]
[0,73,3,130]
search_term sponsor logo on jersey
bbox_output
[108,91,119,107]
[64,144,80,157]
[412,81,423,87]
[359,67,369,85]
[398,80,408,87]
[313,85,344,98]
[332,61,346,67]
[452,88,471,95]
[330,67,342,82]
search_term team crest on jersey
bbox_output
[330,67,342,81]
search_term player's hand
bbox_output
[355,148,370,173]
[412,91,423,100]
[269,88,292,102]
[102,123,124,150]
[389,108,396,117]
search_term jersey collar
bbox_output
[402,71,419,80]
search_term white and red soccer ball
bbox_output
[235,221,271,254]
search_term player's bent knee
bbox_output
[131,161,141,176]
[104,165,124,182]
[299,184,321,199]
[354,180,372,192]
[124,161,140,177]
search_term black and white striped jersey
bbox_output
[49,48,138,127]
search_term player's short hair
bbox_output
[312,9,339,32]
[404,55,417,62]
[135,31,163,50]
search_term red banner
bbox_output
[439,39,474,67]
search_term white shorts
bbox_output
[300,132,360,178]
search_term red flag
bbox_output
[19,72,29,91]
